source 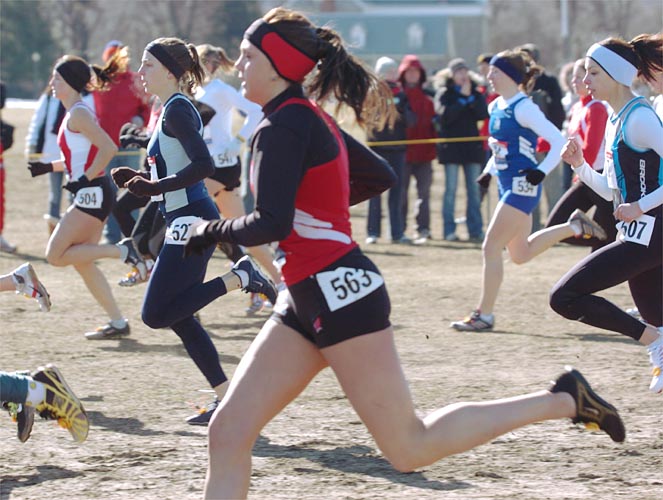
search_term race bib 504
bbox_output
[74,186,103,209]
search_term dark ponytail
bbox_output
[520,51,543,95]
[262,7,396,131]
[90,46,128,91]
[196,44,235,76]
[629,33,663,83]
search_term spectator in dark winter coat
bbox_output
[366,57,415,245]
[434,58,489,241]
[398,54,437,243]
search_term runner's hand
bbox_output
[111,166,142,188]
[63,175,91,194]
[27,161,54,177]
[125,176,161,197]
[184,222,216,257]
[519,168,545,186]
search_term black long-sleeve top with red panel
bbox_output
[203,85,396,285]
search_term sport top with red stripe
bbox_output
[269,96,356,284]
[57,101,101,179]
[567,94,609,171]
[203,85,395,285]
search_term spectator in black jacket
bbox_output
[365,57,414,244]
[434,58,488,242]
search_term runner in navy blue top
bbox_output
[110,37,278,425]
[184,9,626,499]
[554,34,663,394]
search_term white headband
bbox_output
[586,43,637,87]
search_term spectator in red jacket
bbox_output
[93,41,151,243]
[398,55,437,244]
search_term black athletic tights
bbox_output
[550,214,662,341]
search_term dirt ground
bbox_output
[1,106,662,500]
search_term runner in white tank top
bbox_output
[26,54,145,339]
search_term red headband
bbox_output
[244,19,317,83]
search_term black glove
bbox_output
[63,175,91,194]
[119,122,140,137]
[519,168,545,186]
[27,161,54,177]
[111,166,144,188]
[184,222,217,258]
[476,172,492,190]
[125,176,161,197]
[192,100,217,126]
[119,122,150,149]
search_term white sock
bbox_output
[25,379,46,407]
[118,244,129,261]
[233,269,249,288]
[110,318,128,329]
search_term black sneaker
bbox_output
[117,238,147,280]
[231,256,278,305]
[85,321,131,340]
[3,401,35,443]
[186,397,220,426]
[551,366,625,443]
[31,364,89,443]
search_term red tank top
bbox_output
[268,98,358,284]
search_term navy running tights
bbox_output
[142,199,229,388]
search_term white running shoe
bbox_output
[451,310,494,332]
[245,293,265,316]
[12,263,51,312]
[118,259,154,287]
[647,331,663,394]
[117,238,147,280]
[568,209,607,240]
[0,234,17,254]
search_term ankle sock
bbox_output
[232,269,249,288]
[25,379,46,407]
[110,318,128,329]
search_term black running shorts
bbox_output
[209,161,241,193]
[73,176,115,222]
[270,247,391,348]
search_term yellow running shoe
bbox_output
[31,364,89,443]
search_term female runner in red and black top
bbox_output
[185,8,626,499]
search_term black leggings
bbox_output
[550,214,662,341]
[545,181,617,251]
[113,189,149,238]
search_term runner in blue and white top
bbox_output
[110,37,278,425]
[451,48,607,332]
[553,33,663,394]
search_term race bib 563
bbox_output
[315,267,384,312]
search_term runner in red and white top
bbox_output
[545,57,616,250]
[26,54,145,339]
